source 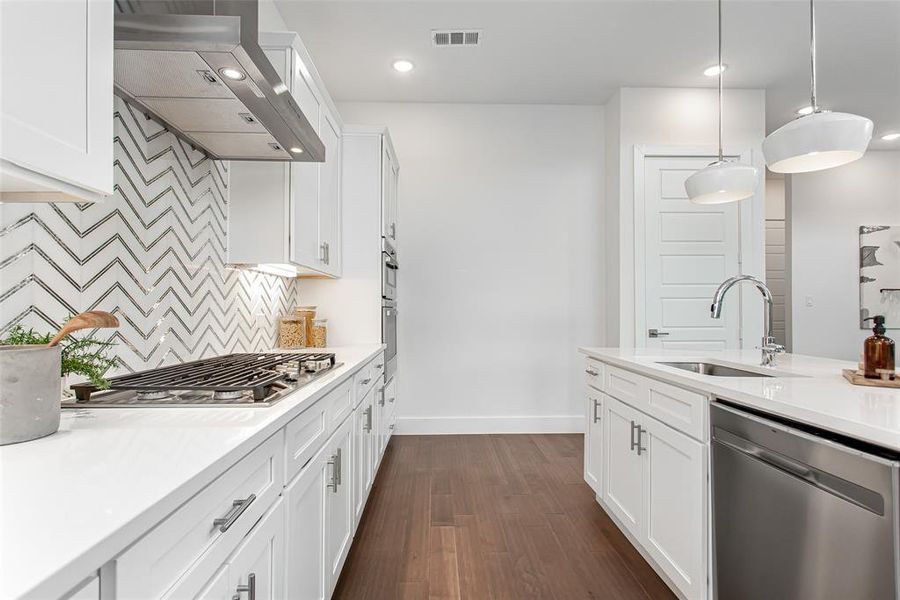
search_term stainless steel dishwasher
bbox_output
[711,401,900,600]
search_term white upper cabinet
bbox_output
[228,31,342,277]
[0,0,114,202]
[381,139,399,246]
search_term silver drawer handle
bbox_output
[388,396,395,404]
[235,573,256,600]
[389,424,395,430]
[630,420,639,452]
[361,378,372,385]
[364,406,373,432]
[585,368,599,376]
[593,399,601,423]
[213,493,256,532]
[327,448,343,492]
[376,363,384,368]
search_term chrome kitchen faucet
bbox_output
[710,275,785,366]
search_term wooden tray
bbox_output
[842,369,900,389]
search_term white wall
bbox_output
[788,150,900,361]
[337,102,605,434]
[257,0,288,30]
[606,87,767,347]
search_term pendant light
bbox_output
[762,0,872,173]
[685,0,759,205]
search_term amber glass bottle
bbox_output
[863,315,895,379]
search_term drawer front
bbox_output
[604,364,646,411]
[285,398,328,484]
[353,354,385,407]
[644,378,707,441]
[116,433,285,599]
[584,358,603,391]
[326,378,354,431]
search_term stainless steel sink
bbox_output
[657,361,775,378]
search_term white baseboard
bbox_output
[395,415,583,435]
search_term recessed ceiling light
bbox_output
[219,67,246,81]
[703,64,727,77]
[796,105,815,116]
[881,133,900,141]
[289,147,303,154]
[392,60,414,73]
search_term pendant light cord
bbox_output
[809,0,818,112]
[717,0,724,161]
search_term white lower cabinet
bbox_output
[284,442,329,600]
[196,500,285,600]
[583,390,603,496]
[325,416,354,597]
[642,416,706,600]
[599,391,707,600]
[603,396,644,539]
[353,387,376,527]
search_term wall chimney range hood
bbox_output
[114,0,325,162]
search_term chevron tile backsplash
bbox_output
[0,97,301,373]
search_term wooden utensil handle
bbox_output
[48,311,119,347]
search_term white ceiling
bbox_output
[275,0,900,148]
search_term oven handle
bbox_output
[384,261,398,270]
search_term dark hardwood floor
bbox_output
[333,434,676,600]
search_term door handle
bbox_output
[585,368,599,377]
[630,420,639,452]
[648,329,669,338]
[364,406,373,432]
[319,243,327,262]
[235,574,256,600]
[592,399,601,423]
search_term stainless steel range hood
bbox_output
[114,0,324,162]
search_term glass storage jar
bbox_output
[278,314,306,348]
[295,306,317,347]
[310,318,328,348]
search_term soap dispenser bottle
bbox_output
[862,315,895,379]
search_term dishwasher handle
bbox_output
[713,426,886,516]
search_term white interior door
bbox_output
[641,155,742,350]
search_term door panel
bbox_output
[319,110,341,274]
[285,448,328,600]
[643,156,741,350]
[288,49,320,268]
[584,391,603,495]
[227,500,284,600]
[643,419,706,599]
[603,395,643,538]
[325,418,354,595]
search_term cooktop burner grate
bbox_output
[70,352,336,403]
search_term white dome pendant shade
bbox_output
[763,111,873,174]
[685,0,759,205]
[685,160,758,204]
[762,0,872,174]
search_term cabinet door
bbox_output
[584,391,603,496]
[381,143,395,241]
[352,389,374,527]
[603,395,644,539]
[318,109,342,275]
[642,417,706,600]
[0,0,113,200]
[284,447,329,600]
[325,417,354,595]
[289,49,321,269]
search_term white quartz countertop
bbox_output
[579,347,900,452]
[0,345,384,600]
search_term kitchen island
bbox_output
[578,347,900,600]
[0,344,388,600]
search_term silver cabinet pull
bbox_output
[213,493,256,532]
[319,243,327,262]
[593,399,601,423]
[361,378,372,386]
[376,363,384,369]
[327,453,338,492]
[335,447,342,486]
[389,424,395,430]
[648,328,670,338]
[630,420,639,452]
[391,222,396,239]
[585,368,599,377]
[364,406,373,432]
[388,396,395,404]
[378,388,385,406]
[235,573,256,600]
[637,426,647,456]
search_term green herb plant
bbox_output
[1,324,119,389]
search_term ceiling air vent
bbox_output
[431,30,482,47]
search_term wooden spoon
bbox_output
[48,311,120,347]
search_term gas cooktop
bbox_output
[62,352,340,408]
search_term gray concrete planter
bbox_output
[0,345,62,445]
